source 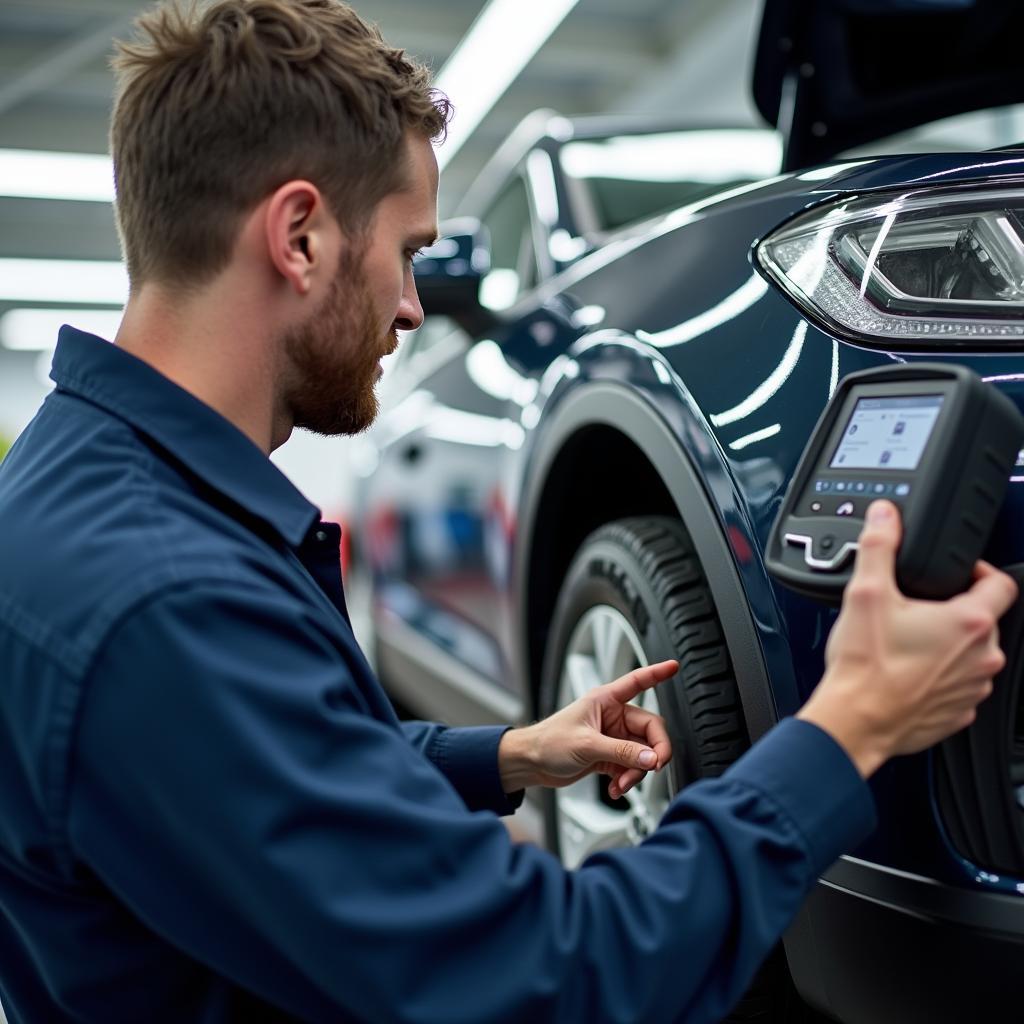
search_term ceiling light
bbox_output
[1,308,124,351]
[435,0,581,171]
[0,258,128,305]
[560,131,783,184]
[0,149,114,202]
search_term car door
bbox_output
[360,170,545,724]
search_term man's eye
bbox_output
[406,248,426,265]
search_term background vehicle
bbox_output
[352,1,1024,1020]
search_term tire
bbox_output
[538,515,811,1024]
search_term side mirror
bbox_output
[413,218,490,317]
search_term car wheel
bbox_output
[538,515,807,1023]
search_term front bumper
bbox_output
[786,856,1024,1023]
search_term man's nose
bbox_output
[394,280,424,333]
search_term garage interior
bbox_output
[0,0,760,510]
[3,2,1024,1023]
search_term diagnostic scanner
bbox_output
[765,364,1024,602]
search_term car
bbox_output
[351,1,1024,1021]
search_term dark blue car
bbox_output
[353,2,1024,1020]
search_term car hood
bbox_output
[753,0,1024,172]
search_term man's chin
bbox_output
[294,396,379,438]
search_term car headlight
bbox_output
[757,187,1024,345]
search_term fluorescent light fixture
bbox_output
[0,148,114,202]
[435,0,581,171]
[425,407,525,450]
[479,268,520,311]
[526,150,559,226]
[0,258,129,304]
[1,307,124,351]
[549,229,588,263]
[560,131,783,184]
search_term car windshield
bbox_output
[559,128,782,234]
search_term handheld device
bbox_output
[765,363,1024,602]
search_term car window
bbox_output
[479,175,538,310]
[558,129,782,234]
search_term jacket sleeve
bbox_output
[399,720,523,815]
[69,579,875,1024]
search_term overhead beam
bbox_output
[0,0,129,14]
[0,13,130,118]
[611,0,762,124]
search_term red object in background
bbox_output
[487,486,517,541]
[340,520,351,576]
[323,508,352,576]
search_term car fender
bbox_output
[514,331,798,742]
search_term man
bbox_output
[0,2,1015,1022]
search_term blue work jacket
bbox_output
[0,327,875,1023]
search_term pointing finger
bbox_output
[602,660,679,705]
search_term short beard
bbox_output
[283,249,394,437]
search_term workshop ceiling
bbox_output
[0,0,760,253]
[0,0,760,430]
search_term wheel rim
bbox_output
[553,604,671,869]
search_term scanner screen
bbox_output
[830,395,944,471]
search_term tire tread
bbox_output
[539,514,794,1022]
[594,516,748,776]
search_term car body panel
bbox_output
[355,116,1024,1021]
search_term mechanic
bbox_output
[0,2,1016,1022]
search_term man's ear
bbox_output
[264,180,335,296]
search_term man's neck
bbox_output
[114,284,291,454]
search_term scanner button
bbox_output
[819,535,835,552]
[836,501,856,517]
[810,500,823,513]
[895,483,910,497]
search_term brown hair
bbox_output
[110,0,450,289]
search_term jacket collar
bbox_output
[50,326,320,546]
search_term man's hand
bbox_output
[798,500,1018,778]
[499,660,678,797]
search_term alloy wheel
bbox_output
[553,604,671,869]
